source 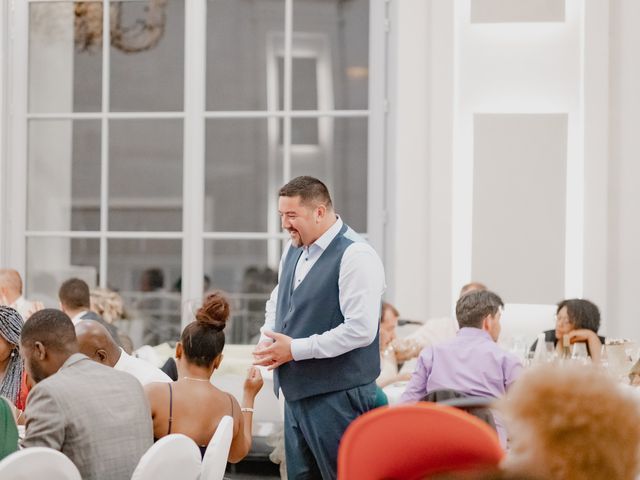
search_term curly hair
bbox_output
[557,298,600,333]
[90,288,127,324]
[499,364,640,480]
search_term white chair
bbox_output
[131,434,201,480]
[0,447,81,480]
[201,415,234,480]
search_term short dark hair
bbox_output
[59,278,91,309]
[557,299,600,333]
[279,176,333,209]
[21,308,77,352]
[456,290,504,329]
[141,268,164,291]
[181,292,230,367]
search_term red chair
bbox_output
[337,402,504,480]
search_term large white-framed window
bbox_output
[3,0,387,346]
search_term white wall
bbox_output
[386,0,618,334]
[608,0,640,338]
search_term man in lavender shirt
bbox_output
[400,290,522,447]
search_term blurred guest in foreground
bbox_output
[145,292,263,460]
[75,319,171,385]
[530,298,604,361]
[0,306,28,410]
[400,290,522,448]
[499,363,640,480]
[20,309,153,480]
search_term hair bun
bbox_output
[195,292,229,332]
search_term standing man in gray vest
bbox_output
[253,176,385,479]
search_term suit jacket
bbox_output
[22,354,153,480]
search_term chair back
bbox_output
[423,389,497,430]
[131,434,201,480]
[337,402,504,480]
[0,447,82,480]
[201,415,234,480]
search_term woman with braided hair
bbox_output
[0,306,28,410]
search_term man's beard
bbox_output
[27,359,48,384]
[289,230,302,248]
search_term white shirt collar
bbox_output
[113,348,126,369]
[70,311,88,326]
[307,215,343,252]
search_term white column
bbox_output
[386,0,431,319]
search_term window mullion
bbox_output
[99,0,111,288]
[283,0,293,183]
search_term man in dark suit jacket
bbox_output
[58,278,122,346]
[20,309,152,480]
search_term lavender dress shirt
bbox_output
[400,327,523,447]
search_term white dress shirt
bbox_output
[69,310,89,326]
[113,348,172,385]
[260,216,386,361]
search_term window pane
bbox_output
[206,0,284,111]
[204,240,280,344]
[290,117,368,232]
[28,120,101,231]
[29,2,102,113]
[205,119,275,232]
[109,120,183,231]
[110,0,184,111]
[278,57,318,110]
[108,239,182,348]
[293,0,369,110]
[26,237,100,306]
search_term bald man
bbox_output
[76,320,171,385]
[0,269,38,320]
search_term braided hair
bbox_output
[0,306,24,405]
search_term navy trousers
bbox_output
[284,381,377,480]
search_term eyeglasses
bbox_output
[554,314,573,326]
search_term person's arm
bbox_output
[377,372,412,389]
[253,243,385,369]
[568,329,603,362]
[399,348,433,403]
[503,355,524,390]
[21,384,65,450]
[289,244,385,361]
[254,243,289,356]
[228,367,263,463]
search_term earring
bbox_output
[10,350,16,357]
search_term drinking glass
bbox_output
[571,342,589,363]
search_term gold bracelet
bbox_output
[241,407,254,413]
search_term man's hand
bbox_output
[252,331,294,370]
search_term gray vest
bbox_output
[274,222,381,401]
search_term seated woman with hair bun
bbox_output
[145,292,263,461]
